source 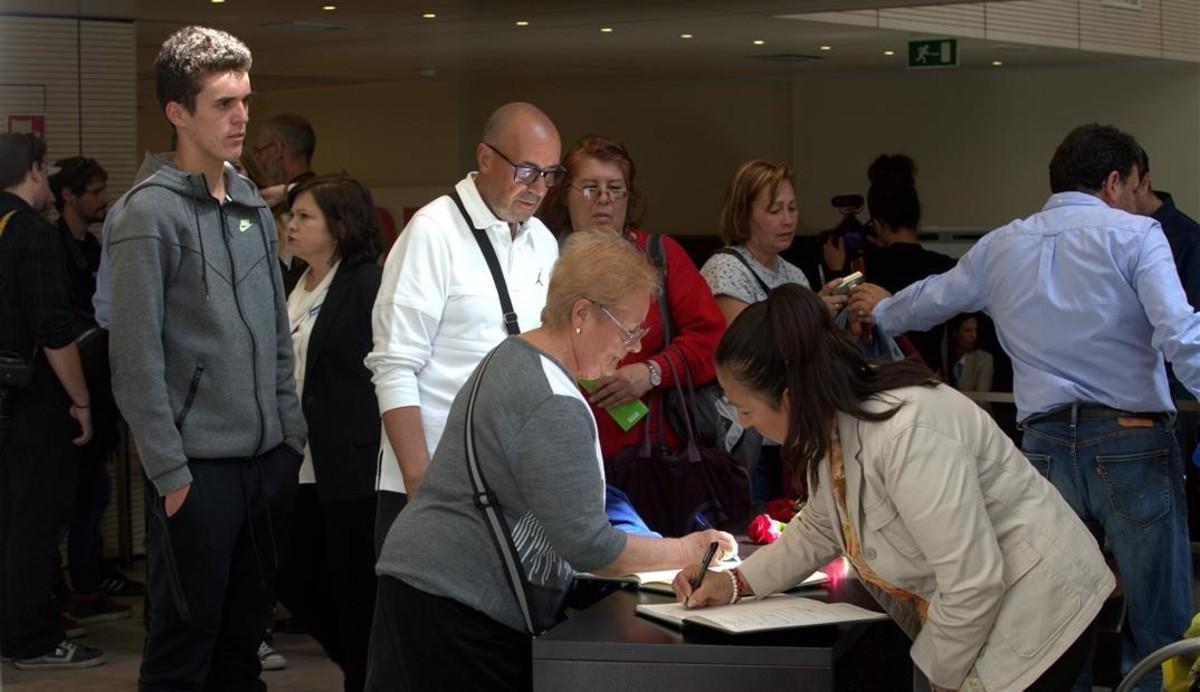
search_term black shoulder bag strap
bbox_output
[715,247,771,297]
[464,348,542,634]
[449,190,520,336]
[648,234,674,343]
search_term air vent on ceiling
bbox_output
[260,21,349,32]
[750,53,823,63]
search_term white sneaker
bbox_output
[257,640,287,671]
[14,640,105,670]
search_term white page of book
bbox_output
[637,596,885,634]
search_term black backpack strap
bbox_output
[463,348,541,634]
[648,234,674,343]
[449,190,520,335]
[715,247,771,297]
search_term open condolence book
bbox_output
[636,595,886,634]
[579,565,827,596]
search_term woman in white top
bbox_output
[279,174,383,692]
[675,285,1113,692]
[701,160,848,507]
[700,160,845,325]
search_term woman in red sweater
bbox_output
[540,135,725,460]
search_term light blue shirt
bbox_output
[93,214,113,328]
[874,192,1200,421]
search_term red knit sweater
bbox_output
[590,230,726,461]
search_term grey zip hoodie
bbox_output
[107,152,306,496]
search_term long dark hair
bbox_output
[715,284,937,493]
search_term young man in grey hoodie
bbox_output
[106,26,306,691]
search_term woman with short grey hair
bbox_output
[366,231,735,691]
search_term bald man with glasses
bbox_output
[366,102,563,548]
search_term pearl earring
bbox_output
[575,327,582,335]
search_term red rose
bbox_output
[747,513,784,544]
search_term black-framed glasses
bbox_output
[572,183,628,202]
[484,142,565,187]
[589,299,648,347]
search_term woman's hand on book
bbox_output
[680,529,737,564]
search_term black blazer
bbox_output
[296,257,382,504]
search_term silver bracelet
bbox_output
[726,569,739,605]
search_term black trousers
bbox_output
[373,490,407,558]
[139,444,299,692]
[365,576,531,692]
[1025,617,1098,692]
[68,329,120,595]
[276,486,377,692]
[0,400,78,658]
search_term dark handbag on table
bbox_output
[607,351,752,538]
[647,235,760,463]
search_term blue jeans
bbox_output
[1021,409,1192,692]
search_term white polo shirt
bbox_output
[366,173,559,493]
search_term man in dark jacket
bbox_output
[106,26,306,691]
[48,156,145,623]
[1134,150,1200,310]
[0,133,102,670]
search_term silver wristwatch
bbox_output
[646,360,662,387]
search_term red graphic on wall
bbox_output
[8,115,45,139]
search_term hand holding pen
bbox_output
[685,541,720,607]
[674,540,735,608]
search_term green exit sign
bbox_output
[908,39,958,69]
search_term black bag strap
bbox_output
[662,349,734,528]
[715,247,771,297]
[449,190,520,335]
[647,234,674,343]
[463,348,542,634]
[660,349,701,461]
[0,210,40,364]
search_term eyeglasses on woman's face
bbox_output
[571,184,628,202]
[589,299,648,348]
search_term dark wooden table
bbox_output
[533,574,912,691]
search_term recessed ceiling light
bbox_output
[819,45,832,51]
[211,0,224,4]
[752,39,765,46]
[883,50,895,56]
[992,60,1003,66]
[322,4,336,9]
[680,33,693,39]
[600,27,614,33]
[515,20,529,27]
[422,12,436,19]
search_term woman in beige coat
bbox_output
[675,285,1113,692]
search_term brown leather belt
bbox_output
[1024,403,1169,426]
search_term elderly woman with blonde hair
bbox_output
[366,231,736,692]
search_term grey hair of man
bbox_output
[262,113,316,165]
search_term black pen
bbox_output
[686,541,720,606]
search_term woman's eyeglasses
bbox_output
[572,184,628,202]
[483,142,565,187]
[589,299,648,347]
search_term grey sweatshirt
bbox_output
[107,153,306,496]
[378,337,627,632]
